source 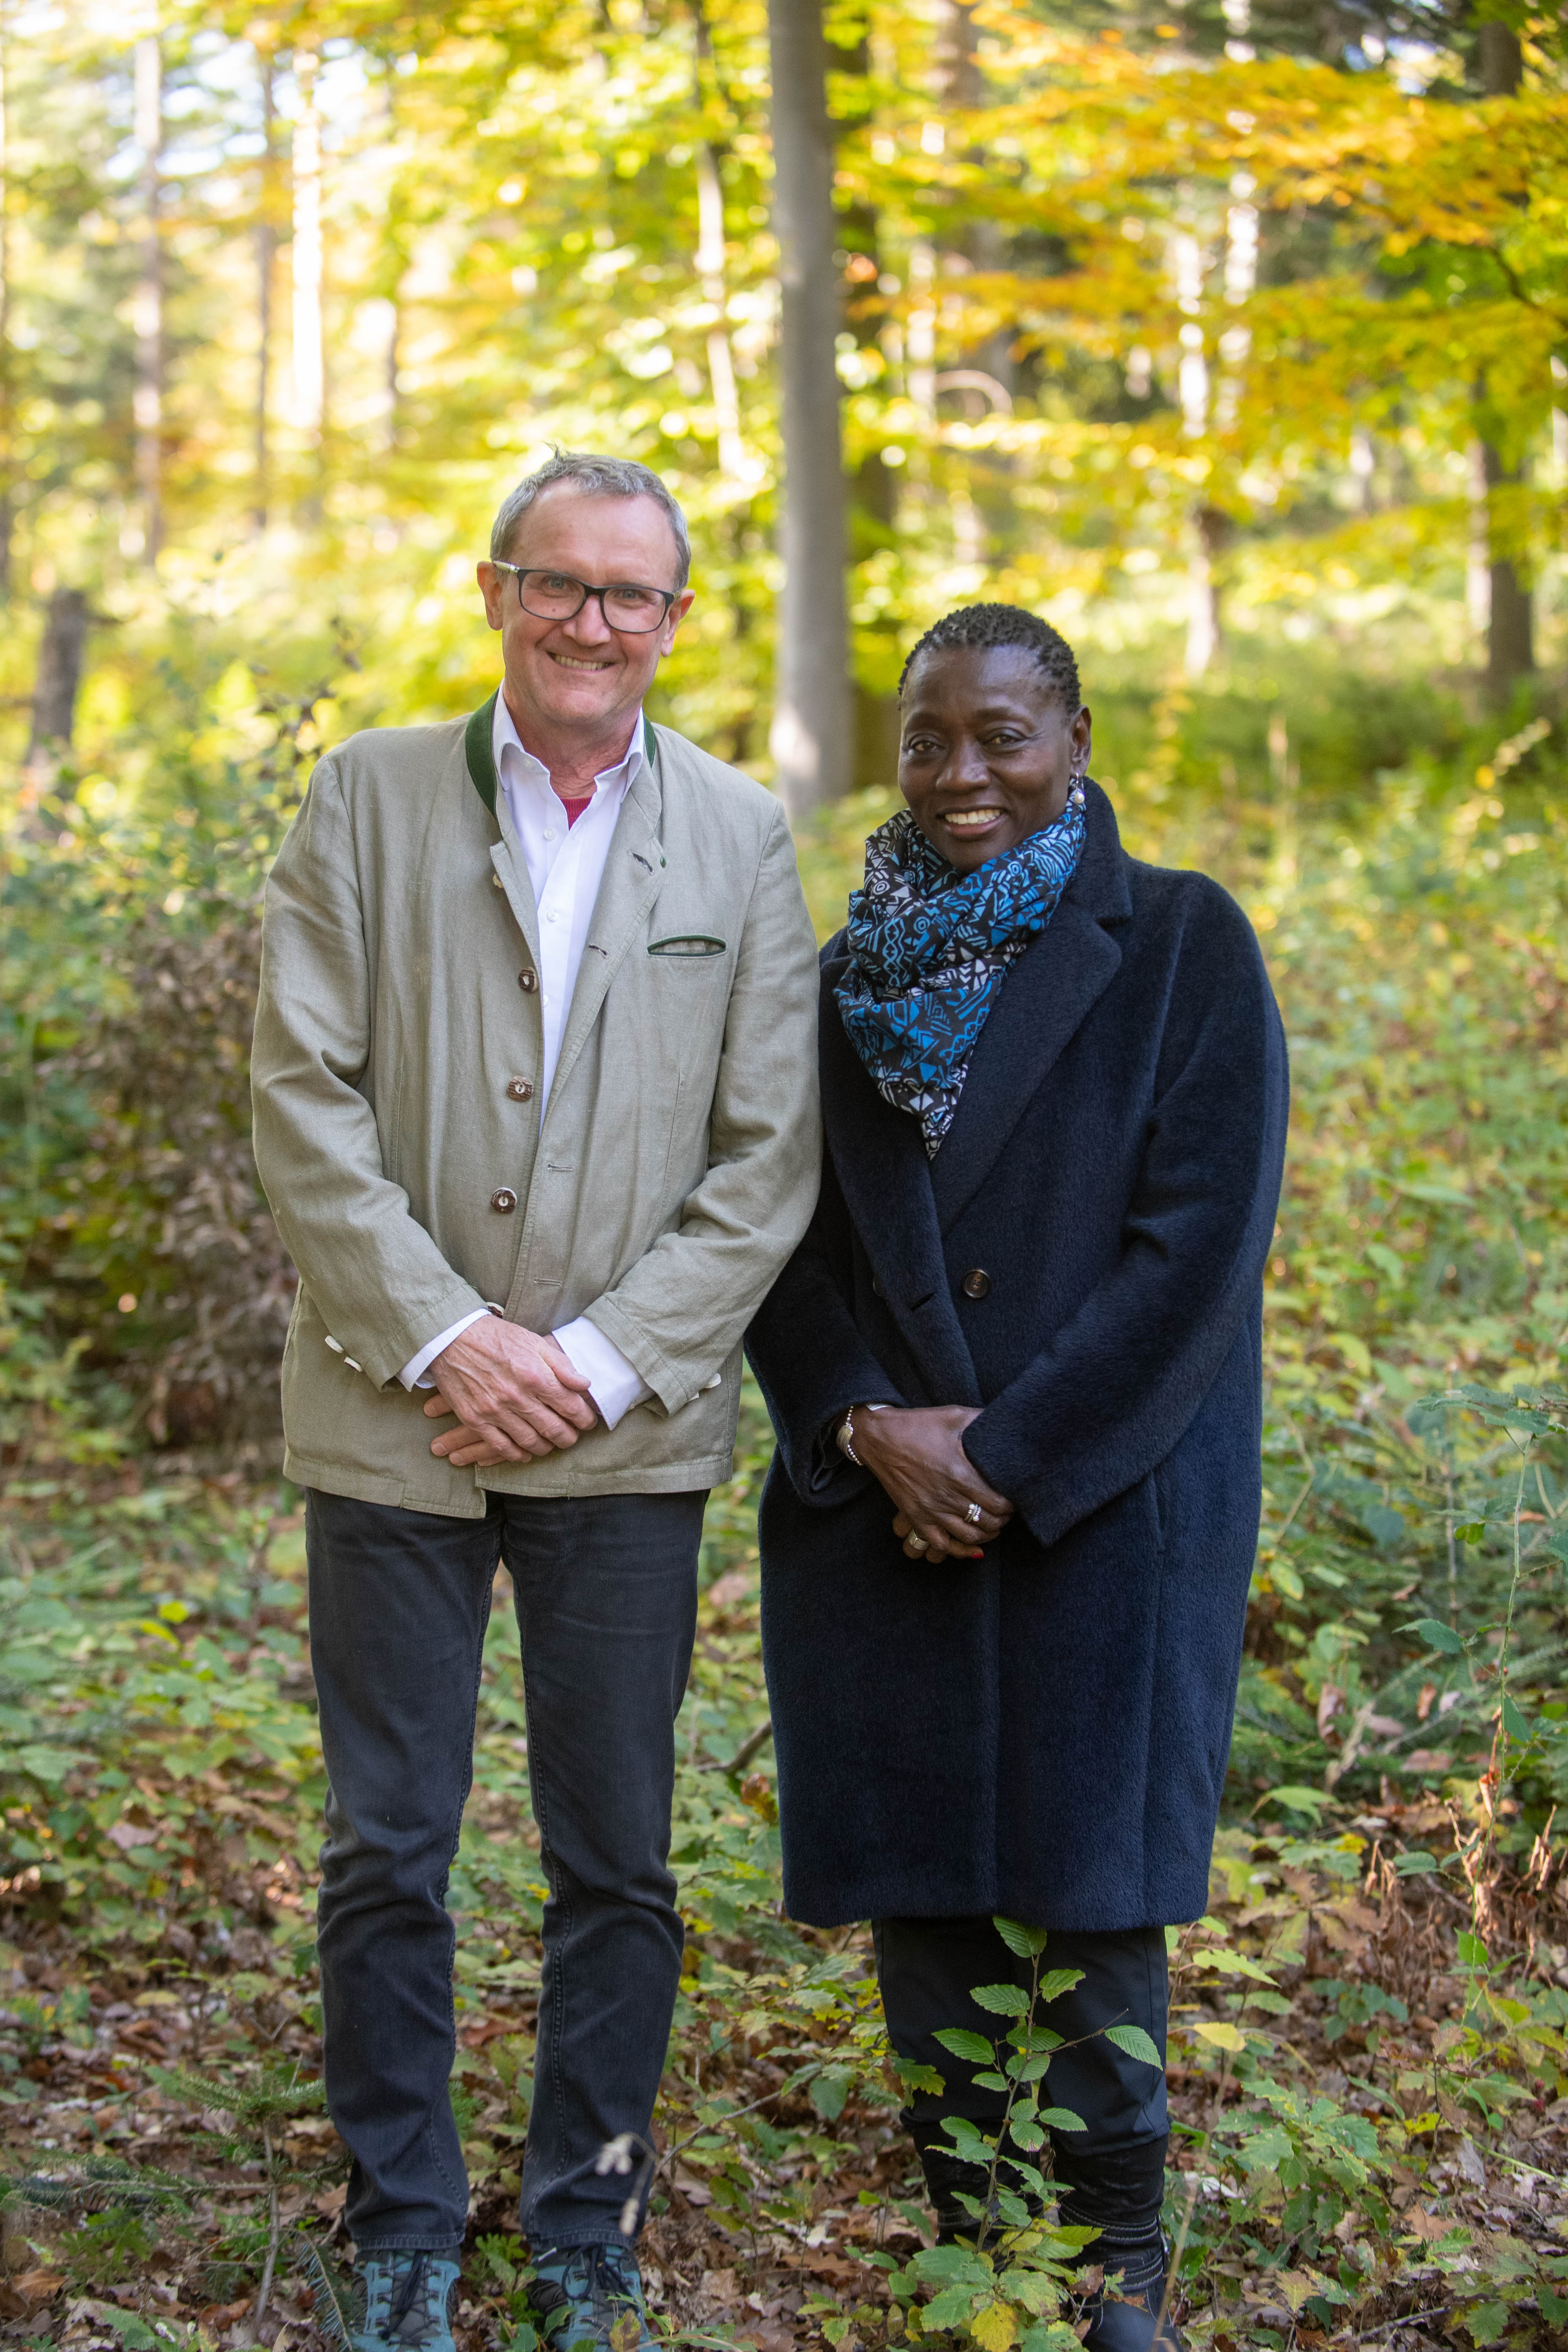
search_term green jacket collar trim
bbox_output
[465,691,500,816]
[465,696,659,818]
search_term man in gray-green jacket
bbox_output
[251,452,820,2352]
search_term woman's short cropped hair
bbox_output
[490,449,691,588]
[898,602,1081,710]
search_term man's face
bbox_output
[477,485,694,739]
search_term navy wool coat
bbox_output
[745,783,1289,1933]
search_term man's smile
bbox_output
[548,651,615,671]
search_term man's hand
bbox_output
[851,1405,1015,1564]
[422,1318,597,1467]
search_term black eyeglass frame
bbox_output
[489,561,679,634]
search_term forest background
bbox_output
[2,3,1568,2350]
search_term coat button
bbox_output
[518,968,538,993]
[506,1076,534,1101]
[961,1269,991,1300]
[490,1188,518,1214]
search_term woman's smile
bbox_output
[939,805,1006,838]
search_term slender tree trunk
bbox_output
[933,0,1011,570]
[291,48,324,513]
[836,31,899,789]
[1478,16,1532,701]
[0,5,13,597]
[381,62,400,453]
[254,50,276,529]
[1483,438,1533,697]
[690,4,748,484]
[767,0,852,819]
[1173,224,1218,676]
[696,142,746,481]
[26,588,90,773]
[133,33,162,564]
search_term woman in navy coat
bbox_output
[746,605,1288,2351]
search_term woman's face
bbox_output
[898,644,1092,875]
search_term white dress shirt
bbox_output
[396,695,655,1430]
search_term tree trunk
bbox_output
[1173,227,1219,676]
[696,140,747,482]
[767,0,852,820]
[934,1,1013,570]
[1478,15,1532,702]
[26,588,90,771]
[291,47,324,508]
[254,50,277,529]
[0,7,13,596]
[133,33,162,564]
[1483,437,1534,697]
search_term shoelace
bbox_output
[536,2245,643,2328]
[392,2254,430,2337]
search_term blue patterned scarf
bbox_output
[834,786,1086,1154]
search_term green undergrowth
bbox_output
[1,702,1567,2347]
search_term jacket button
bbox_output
[518,968,538,993]
[490,1188,518,1214]
[506,1076,534,1101]
[961,1269,991,1300]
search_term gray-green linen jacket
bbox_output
[250,696,822,1516]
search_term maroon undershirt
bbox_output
[557,790,593,829]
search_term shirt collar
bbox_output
[492,691,645,803]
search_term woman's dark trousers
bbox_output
[874,1916,1171,2291]
[305,1486,706,2253]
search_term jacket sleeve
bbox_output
[580,806,827,1416]
[746,1143,908,1507]
[250,757,488,1386]
[961,885,1289,1549]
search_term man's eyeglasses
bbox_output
[490,562,678,634]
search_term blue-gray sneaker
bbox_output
[352,2251,463,2352]
[529,2243,654,2352]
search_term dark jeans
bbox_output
[306,1486,706,2252]
[875,1914,1170,2262]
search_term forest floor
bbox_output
[0,1442,1565,2352]
[5,749,1568,2350]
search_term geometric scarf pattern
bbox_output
[833,784,1086,1155]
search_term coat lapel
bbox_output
[544,739,666,1115]
[928,781,1132,1234]
[819,956,982,1407]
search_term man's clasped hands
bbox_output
[426,1326,1013,1565]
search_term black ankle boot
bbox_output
[1076,2257,1184,2351]
[1052,2138,1184,2351]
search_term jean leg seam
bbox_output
[425,1521,502,2210]
[517,1579,576,2223]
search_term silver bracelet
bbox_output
[835,1402,889,1466]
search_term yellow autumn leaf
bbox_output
[1191,2020,1249,2052]
[1277,2271,1317,2314]
[968,2299,1018,2352]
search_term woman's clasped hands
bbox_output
[848,1404,1013,1562]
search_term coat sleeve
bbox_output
[746,1142,908,1506]
[581,806,826,1417]
[961,884,1288,1549]
[250,757,489,1386]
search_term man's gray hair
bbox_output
[489,449,691,588]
